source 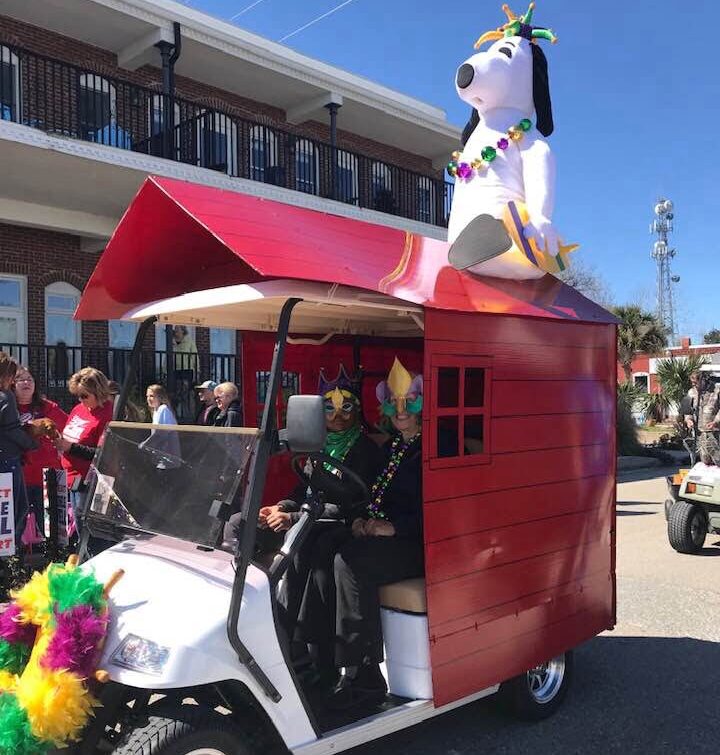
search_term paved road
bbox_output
[351,468,720,755]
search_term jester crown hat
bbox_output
[474,2,557,50]
[376,358,423,404]
[318,364,360,401]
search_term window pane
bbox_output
[47,294,77,312]
[0,279,20,308]
[0,316,19,343]
[437,416,459,458]
[46,313,78,346]
[464,368,485,407]
[109,320,137,348]
[210,327,235,354]
[437,367,459,408]
[0,59,15,119]
[464,415,484,455]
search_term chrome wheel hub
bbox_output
[527,655,566,704]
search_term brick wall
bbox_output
[0,13,437,175]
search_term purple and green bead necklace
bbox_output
[447,118,533,181]
[366,431,421,520]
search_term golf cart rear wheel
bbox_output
[668,501,707,554]
[112,706,255,755]
[498,650,573,721]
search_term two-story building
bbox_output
[0,0,460,414]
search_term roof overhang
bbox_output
[76,176,618,328]
[0,0,461,160]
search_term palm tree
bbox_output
[612,305,668,383]
[645,354,710,422]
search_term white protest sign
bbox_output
[0,471,16,558]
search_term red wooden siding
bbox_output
[423,311,616,706]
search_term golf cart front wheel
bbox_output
[668,501,707,554]
[498,650,573,721]
[112,705,255,755]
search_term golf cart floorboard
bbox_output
[316,694,412,733]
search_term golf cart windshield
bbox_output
[86,422,259,548]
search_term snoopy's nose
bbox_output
[456,63,475,89]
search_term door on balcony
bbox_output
[45,282,81,391]
[147,94,181,159]
[295,139,318,194]
[335,150,358,204]
[250,126,282,185]
[197,112,237,174]
[0,46,20,123]
[417,176,437,225]
[78,74,127,147]
[371,162,394,213]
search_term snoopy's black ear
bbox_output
[461,108,480,147]
[532,44,554,137]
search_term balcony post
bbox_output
[325,102,341,200]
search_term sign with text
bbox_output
[0,472,16,558]
[44,468,69,549]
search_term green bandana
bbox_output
[324,424,361,462]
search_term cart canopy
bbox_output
[76,176,616,326]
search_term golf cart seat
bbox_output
[379,578,427,614]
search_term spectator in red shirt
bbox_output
[53,367,113,534]
[14,365,67,536]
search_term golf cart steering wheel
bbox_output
[291,452,370,514]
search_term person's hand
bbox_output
[365,519,395,537]
[351,518,368,538]
[685,417,695,429]
[265,509,292,532]
[708,421,718,431]
[258,505,278,527]
[53,437,72,453]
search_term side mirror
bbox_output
[285,395,326,453]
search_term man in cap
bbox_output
[194,380,219,426]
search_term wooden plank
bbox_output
[426,339,615,381]
[426,537,611,630]
[492,380,613,417]
[424,443,612,502]
[491,413,611,453]
[426,311,614,350]
[425,504,613,585]
[423,475,615,543]
[429,572,611,666]
[431,605,612,706]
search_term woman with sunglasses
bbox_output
[53,367,113,535]
[14,365,67,536]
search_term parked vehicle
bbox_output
[69,176,618,754]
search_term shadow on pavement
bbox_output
[617,500,664,506]
[617,467,677,483]
[616,510,656,517]
[350,635,720,755]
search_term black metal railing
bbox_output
[1,344,237,420]
[0,41,455,227]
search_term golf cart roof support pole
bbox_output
[114,316,157,421]
[226,297,302,703]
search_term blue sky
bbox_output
[188,0,716,341]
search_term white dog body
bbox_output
[448,36,560,279]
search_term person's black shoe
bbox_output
[326,664,387,711]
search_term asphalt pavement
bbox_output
[351,468,720,755]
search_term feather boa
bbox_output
[0,556,122,754]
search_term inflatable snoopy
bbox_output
[447,2,577,279]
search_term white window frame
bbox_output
[0,46,20,123]
[196,110,237,175]
[45,282,81,347]
[0,274,27,344]
[295,138,319,194]
[335,150,359,205]
[78,73,117,128]
[250,125,278,182]
[417,176,437,225]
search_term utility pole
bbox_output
[650,198,678,343]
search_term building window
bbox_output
[295,139,319,194]
[210,328,237,383]
[335,150,358,204]
[0,46,20,123]
[250,126,280,184]
[255,370,299,427]
[371,162,394,212]
[109,320,137,349]
[45,282,81,386]
[197,111,237,174]
[430,357,491,468]
[0,275,27,345]
[417,176,437,225]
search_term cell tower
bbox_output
[650,198,679,343]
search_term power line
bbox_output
[230,0,268,21]
[278,0,360,43]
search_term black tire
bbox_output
[498,651,573,721]
[668,500,707,554]
[663,498,675,521]
[112,705,255,755]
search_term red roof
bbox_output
[76,176,616,324]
